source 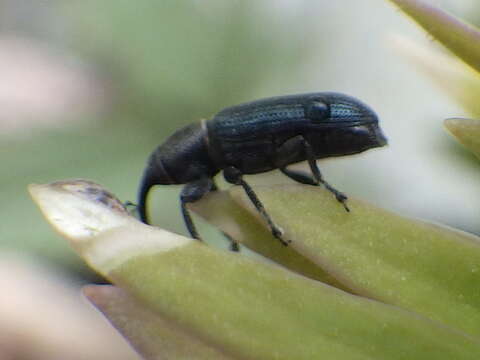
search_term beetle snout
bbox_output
[373,125,388,147]
[137,155,175,224]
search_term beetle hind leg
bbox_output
[180,178,216,241]
[206,179,241,251]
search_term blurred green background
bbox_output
[2,0,480,278]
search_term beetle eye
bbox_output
[307,101,330,121]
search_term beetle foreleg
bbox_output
[280,167,317,185]
[180,178,215,241]
[281,137,350,212]
[281,166,349,212]
[223,166,290,246]
[305,142,350,212]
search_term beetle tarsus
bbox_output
[322,181,350,212]
[221,231,240,252]
[272,226,290,246]
[123,200,138,215]
[229,240,240,252]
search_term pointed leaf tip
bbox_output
[444,117,480,159]
[29,179,194,276]
[28,179,133,241]
[388,0,480,74]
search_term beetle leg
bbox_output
[223,166,290,246]
[280,167,317,185]
[281,166,349,211]
[205,179,241,251]
[123,200,139,216]
[302,139,350,212]
[181,178,240,251]
[180,178,215,241]
[222,231,241,252]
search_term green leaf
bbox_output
[110,238,480,360]
[444,118,480,159]
[29,180,480,359]
[194,185,480,338]
[189,190,351,292]
[387,0,480,74]
[84,285,233,360]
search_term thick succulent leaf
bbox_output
[195,185,480,338]
[444,118,480,160]
[29,180,480,359]
[189,191,351,292]
[110,238,480,360]
[84,285,233,360]
[388,0,480,74]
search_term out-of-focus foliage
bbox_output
[61,0,310,132]
[388,0,480,76]
[388,0,480,118]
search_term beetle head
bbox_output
[304,93,387,157]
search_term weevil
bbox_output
[137,92,387,246]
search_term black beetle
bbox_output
[138,92,387,246]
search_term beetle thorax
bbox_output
[154,122,219,184]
